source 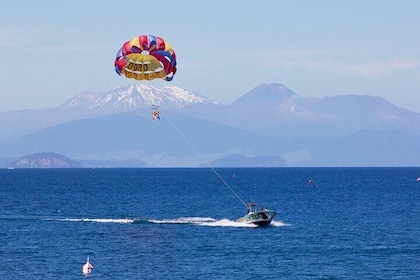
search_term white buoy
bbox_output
[82,256,93,274]
[417,177,420,182]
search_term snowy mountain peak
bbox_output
[62,84,217,112]
[65,92,103,108]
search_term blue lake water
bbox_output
[0,167,419,279]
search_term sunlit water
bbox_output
[0,168,419,279]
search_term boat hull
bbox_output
[237,210,276,226]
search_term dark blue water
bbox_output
[0,168,419,279]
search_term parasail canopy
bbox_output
[114,35,177,82]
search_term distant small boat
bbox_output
[417,178,420,182]
[82,256,93,274]
[237,203,276,226]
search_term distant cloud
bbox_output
[0,26,109,53]
[341,58,418,77]
[301,57,418,77]
[240,48,419,77]
[35,44,110,53]
[0,27,31,46]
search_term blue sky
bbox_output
[1,0,419,112]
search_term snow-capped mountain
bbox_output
[0,84,219,145]
[1,82,420,167]
[62,84,217,112]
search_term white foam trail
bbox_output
[59,218,135,224]
[149,217,256,227]
[198,219,291,228]
[198,218,258,228]
[148,217,289,228]
[53,216,291,227]
[270,220,291,227]
[148,217,216,224]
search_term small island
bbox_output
[7,152,82,168]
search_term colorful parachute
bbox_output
[114,35,177,82]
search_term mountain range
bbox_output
[0,83,419,167]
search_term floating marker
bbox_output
[82,256,93,274]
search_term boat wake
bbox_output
[57,218,135,224]
[147,217,290,228]
[5,215,290,227]
[147,217,257,227]
[58,216,264,227]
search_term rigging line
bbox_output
[161,111,248,207]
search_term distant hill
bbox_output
[189,83,420,138]
[78,158,147,168]
[0,112,291,167]
[0,83,419,167]
[7,152,82,168]
[200,154,287,167]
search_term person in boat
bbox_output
[247,204,254,214]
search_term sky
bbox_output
[1,0,420,113]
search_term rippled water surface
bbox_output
[0,168,419,279]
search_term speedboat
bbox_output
[237,203,276,226]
